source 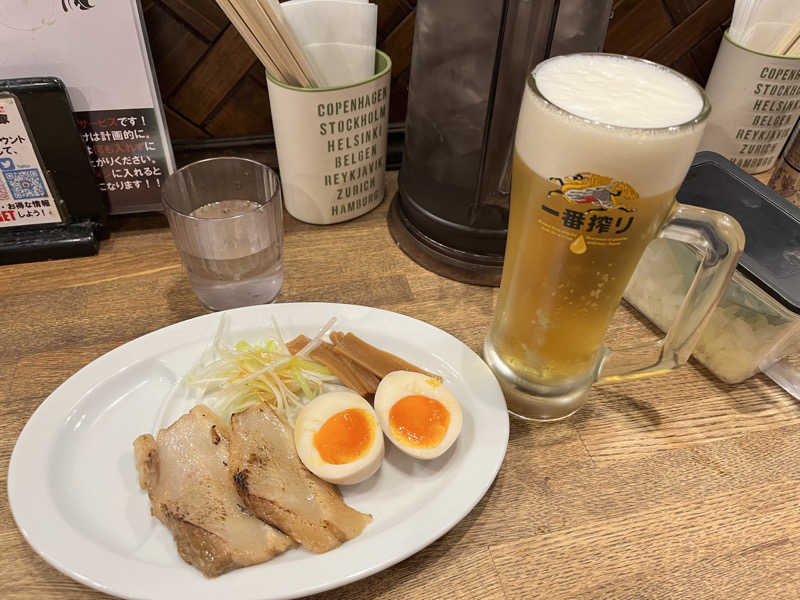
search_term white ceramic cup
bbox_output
[266,50,391,224]
[700,30,800,174]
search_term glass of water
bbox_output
[163,158,284,311]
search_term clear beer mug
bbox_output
[483,54,745,421]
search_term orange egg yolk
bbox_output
[389,395,450,449]
[313,408,374,465]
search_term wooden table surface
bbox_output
[2,171,799,600]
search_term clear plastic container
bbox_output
[624,152,800,391]
[626,238,800,383]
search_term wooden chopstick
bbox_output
[215,0,320,87]
[774,20,800,56]
[215,0,289,83]
[229,0,307,87]
[260,0,321,87]
[784,33,800,57]
[251,0,315,87]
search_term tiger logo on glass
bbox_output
[547,173,637,213]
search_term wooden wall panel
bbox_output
[663,0,708,21]
[144,0,733,142]
[168,25,258,123]
[376,0,415,43]
[205,77,272,137]
[382,11,416,76]
[144,3,208,98]
[643,0,734,66]
[164,107,209,140]
[608,0,734,83]
[691,26,726,82]
[605,0,674,57]
[160,0,228,40]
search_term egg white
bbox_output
[294,391,384,485]
[374,371,463,460]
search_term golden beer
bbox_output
[490,156,679,385]
[484,53,713,420]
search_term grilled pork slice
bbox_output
[229,404,372,553]
[133,406,294,577]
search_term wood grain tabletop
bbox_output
[2,171,799,600]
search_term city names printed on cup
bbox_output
[733,66,800,172]
[317,86,387,218]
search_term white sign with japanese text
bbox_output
[0,0,154,112]
[0,0,174,214]
[0,96,62,228]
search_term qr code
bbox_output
[3,168,46,200]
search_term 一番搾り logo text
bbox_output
[540,172,638,254]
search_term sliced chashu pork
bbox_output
[133,405,294,577]
[229,404,372,553]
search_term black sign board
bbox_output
[0,78,106,264]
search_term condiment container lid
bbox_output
[677,152,800,314]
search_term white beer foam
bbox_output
[516,54,707,197]
[536,54,703,128]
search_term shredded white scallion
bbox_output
[151,315,338,430]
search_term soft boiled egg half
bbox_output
[294,391,384,485]
[374,371,462,460]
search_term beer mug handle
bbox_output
[597,203,745,383]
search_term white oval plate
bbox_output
[8,303,508,600]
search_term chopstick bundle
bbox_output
[215,0,320,87]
